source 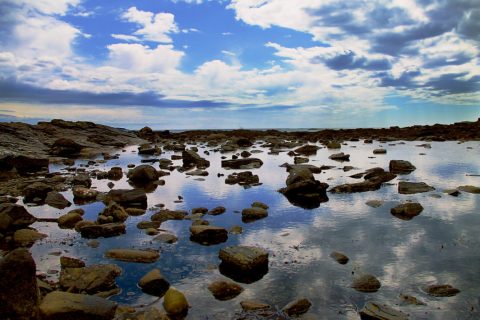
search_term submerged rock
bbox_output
[190,225,228,245]
[425,284,460,297]
[359,302,408,320]
[208,206,226,215]
[366,200,384,208]
[105,249,160,263]
[391,203,423,220]
[398,181,435,194]
[330,251,349,264]
[282,298,312,316]
[138,269,170,297]
[352,274,382,292]
[208,280,244,301]
[242,207,268,223]
[153,232,178,244]
[458,185,480,194]
[59,264,122,294]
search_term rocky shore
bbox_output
[0,118,478,319]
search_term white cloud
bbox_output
[121,7,179,43]
[111,34,140,42]
[16,0,81,15]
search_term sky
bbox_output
[0,0,479,129]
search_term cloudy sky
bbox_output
[0,0,479,129]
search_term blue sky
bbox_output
[0,0,479,129]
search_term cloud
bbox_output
[111,34,140,42]
[121,7,179,43]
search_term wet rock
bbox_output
[330,251,349,264]
[79,222,126,239]
[0,155,49,176]
[106,189,147,208]
[282,298,312,316]
[39,291,117,320]
[364,139,373,144]
[225,171,260,186]
[72,174,92,188]
[60,256,86,269]
[352,274,381,292]
[399,294,426,305]
[192,207,208,214]
[0,203,36,232]
[137,221,161,229]
[251,201,269,209]
[366,200,384,208]
[107,167,123,180]
[87,240,100,248]
[294,156,309,164]
[192,219,209,226]
[219,246,268,272]
[229,225,243,234]
[99,203,128,223]
[240,300,270,311]
[331,169,394,193]
[443,189,460,196]
[105,249,160,263]
[163,287,189,317]
[23,181,52,203]
[373,148,387,154]
[425,284,460,297]
[398,181,435,194]
[242,207,268,223]
[50,138,84,156]
[209,206,226,215]
[279,167,329,209]
[0,248,39,320]
[58,211,84,229]
[241,150,251,158]
[138,143,159,155]
[458,185,480,194]
[327,141,341,149]
[190,225,228,245]
[294,144,320,155]
[59,264,121,294]
[13,228,47,247]
[145,228,159,236]
[186,169,209,176]
[125,208,145,216]
[208,280,244,301]
[151,209,187,222]
[73,186,99,201]
[138,269,170,297]
[285,164,323,174]
[329,152,350,161]
[389,160,416,174]
[391,203,423,220]
[45,191,71,209]
[153,232,178,244]
[138,126,154,140]
[127,165,159,184]
[359,302,408,320]
[182,150,210,168]
[159,158,173,169]
[221,158,263,169]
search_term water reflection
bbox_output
[25,140,480,319]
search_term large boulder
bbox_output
[182,150,210,168]
[0,248,40,320]
[398,181,435,194]
[0,203,36,232]
[279,167,329,209]
[221,158,263,169]
[389,160,416,174]
[127,165,159,184]
[105,189,147,208]
[163,288,189,317]
[72,186,99,201]
[138,126,154,140]
[189,225,228,245]
[59,264,122,294]
[39,291,117,320]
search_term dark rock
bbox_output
[72,186,99,201]
[425,284,460,297]
[391,203,423,220]
[79,223,126,239]
[225,171,260,186]
[45,191,71,209]
[282,298,312,316]
[186,169,209,176]
[240,300,270,311]
[72,174,92,188]
[0,203,36,232]
[219,246,268,272]
[23,182,52,202]
[329,152,350,161]
[60,256,85,269]
[241,150,251,158]
[373,148,387,154]
[209,206,226,215]
[107,167,123,180]
[330,251,349,264]
[352,274,381,292]
[153,232,178,244]
[58,211,84,228]
[242,207,268,222]
[127,165,159,184]
[294,144,320,155]
[458,185,480,194]
[50,138,84,156]
[398,181,435,194]
[279,167,329,209]
[151,209,187,222]
[138,269,170,297]
[137,221,161,229]
[105,249,160,263]
[0,155,49,175]
[389,160,416,174]
[190,225,228,245]
[286,164,323,174]
[252,201,269,209]
[222,158,263,169]
[182,150,210,168]
[138,143,159,155]
[99,203,128,223]
[138,126,154,140]
[359,302,408,320]
[294,156,309,164]
[192,207,208,214]
[0,248,39,320]
[59,264,121,294]
[208,280,244,301]
[327,141,341,149]
[125,208,145,216]
[105,189,147,208]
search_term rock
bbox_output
[23,181,52,202]
[352,274,381,292]
[458,185,480,194]
[50,138,84,156]
[191,207,208,214]
[241,150,251,158]
[60,256,85,269]
[251,201,269,209]
[182,150,210,168]
[425,284,460,297]
[399,294,426,305]
[59,264,121,294]
[364,139,373,144]
[443,189,460,196]
[99,203,128,223]
[294,156,309,164]
[58,211,84,228]
[359,302,408,320]
[294,145,320,155]
[72,174,92,188]
[327,141,341,149]
[279,167,329,209]
[0,155,48,175]
[329,152,350,161]
[282,298,312,316]
[105,189,147,208]
[391,203,423,220]
[13,228,47,247]
[105,249,159,263]
[240,300,270,311]
[138,269,170,297]
[79,223,126,238]
[137,221,161,229]
[145,228,159,236]
[138,126,154,140]
[190,225,228,245]
[330,251,349,264]
[209,206,226,215]
[285,164,323,174]
[398,181,435,194]
[45,191,71,209]
[242,207,268,222]
[389,160,416,174]
[87,240,100,248]
[186,169,209,176]
[127,165,159,184]
[221,158,263,169]
[163,288,189,317]
[151,209,187,222]
[39,291,117,320]
[373,148,387,154]
[0,248,39,320]
[159,158,173,169]
[125,208,145,216]
[138,143,159,155]
[0,203,36,232]
[229,225,243,234]
[208,280,244,301]
[366,200,384,208]
[72,186,99,200]
[225,171,260,186]
[153,232,178,244]
[107,167,123,180]
[219,246,268,272]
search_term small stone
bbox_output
[373,149,387,154]
[87,240,100,248]
[425,284,460,297]
[352,274,381,292]
[208,280,244,301]
[282,298,312,316]
[330,251,349,264]
[398,181,435,194]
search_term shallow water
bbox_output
[26,140,480,319]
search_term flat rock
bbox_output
[242,207,268,222]
[359,302,408,320]
[45,191,71,209]
[208,280,244,301]
[39,291,117,320]
[330,251,349,264]
[366,200,384,208]
[190,225,228,245]
[79,222,126,239]
[13,228,47,247]
[391,203,423,220]
[329,152,350,161]
[105,189,147,208]
[208,206,226,215]
[105,249,159,263]
[153,232,178,243]
[373,149,387,154]
[458,185,480,194]
[219,246,269,271]
[282,298,312,316]
[138,269,170,297]
[60,256,86,269]
[352,274,381,292]
[389,160,416,174]
[163,287,189,317]
[425,284,460,297]
[240,300,270,311]
[398,181,435,194]
[72,186,99,200]
[151,209,187,222]
[59,264,121,294]
[221,158,263,169]
[294,144,320,155]
[251,201,269,209]
[137,221,161,229]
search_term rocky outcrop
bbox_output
[50,138,84,157]
[0,155,48,177]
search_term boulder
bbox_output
[279,167,329,209]
[359,302,408,320]
[294,156,309,164]
[294,145,320,155]
[251,201,269,209]
[182,150,210,168]
[329,152,350,161]
[153,232,178,244]
[242,207,268,223]
[219,246,268,272]
[127,165,159,184]
[107,167,123,180]
[79,223,126,239]
[105,189,147,208]
[221,158,263,169]
[398,181,435,194]
[241,150,251,158]
[330,251,349,265]
[138,143,158,155]
[0,248,39,320]
[45,191,71,209]
[0,155,48,175]
[138,126,154,140]
[0,203,36,232]
[137,221,161,229]
[138,269,170,297]
[13,228,47,247]
[58,211,84,229]
[240,300,270,311]
[105,249,160,263]
[389,160,416,174]
[59,264,121,294]
[282,298,312,316]
[23,182,52,203]
[391,203,423,220]
[352,274,381,292]
[186,169,209,176]
[425,284,460,297]
[39,291,117,320]
[50,138,84,156]
[163,288,189,317]
[327,141,341,149]
[208,280,244,301]
[190,225,228,245]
